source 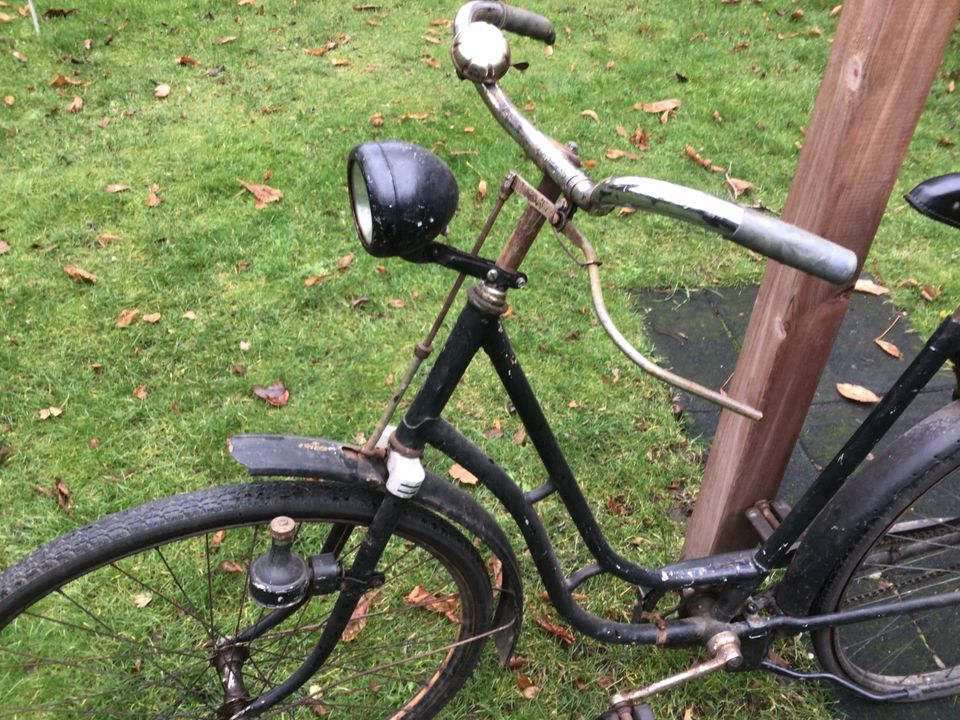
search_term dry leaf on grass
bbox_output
[54,478,73,514]
[404,585,459,622]
[238,179,283,208]
[725,177,754,199]
[50,73,90,87]
[63,265,97,284]
[341,590,379,642]
[116,308,139,327]
[38,406,63,420]
[534,614,574,646]
[252,380,290,407]
[448,463,478,485]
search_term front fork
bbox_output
[231,492,410,718]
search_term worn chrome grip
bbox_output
[501,5,556,44]
[732,209,857,284]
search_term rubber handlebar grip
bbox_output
[501,5,556,44]
[731,208,858,284]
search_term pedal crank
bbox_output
[598,631,742,719]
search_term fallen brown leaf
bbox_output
[38,406,63,420]
[476,178,488,202]
[534,614,574,646]
[175,54,202,66]
[341,590,379,642]
[580,109,600,122]
[836,383,881,404]
[874,339,902,359]
[304,273,334,286]
[448,463,478,485]
[11,50,27,63]
[68,96,83,113]
[54,478,73,514]
[854,278,889,296]
[142,312,162,324]
[629,126,650,150]
[684,145,724,173]
[238,179,283,209]
[219,560,246,573]
[63,265,97,284]
[635,98,681,114]
[404,585,459,621]
[214,36,238,45]
[116,308,139,327]
[50,73,89,87]
[921,285,942,302]
[517,674,540,699]
[97,233,121,245]
[252,380,290,407]
[132,384,148,401]
[104,183,131,193]
[604,148,638,161]
[725,177,754,199]
[0,240,9,255]
[154,84,171,99]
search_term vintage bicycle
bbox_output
[2,2,960,718]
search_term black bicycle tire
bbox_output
[0,480,493,719]
[806,403,960,700]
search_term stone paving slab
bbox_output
[635,285,956,719]
[635,285,954,504]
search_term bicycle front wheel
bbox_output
[0,481,493,719]
[810,402,960,700]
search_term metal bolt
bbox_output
[515,277,526,289]
[486,269,499,282]
[269,516,298,542]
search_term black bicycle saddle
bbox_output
[905,173,960,230]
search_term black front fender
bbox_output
[228,433,523,663]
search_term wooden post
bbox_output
[682,0,960,559]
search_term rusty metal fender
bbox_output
[228,433,523,663]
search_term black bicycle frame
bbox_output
[389,278,960,648]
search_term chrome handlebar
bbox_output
[451,2,858,286]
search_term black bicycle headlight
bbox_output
[347,141,459,259]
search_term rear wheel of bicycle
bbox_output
[0,481,493,719]
[811,403,960,700]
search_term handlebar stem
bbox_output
[477,83,596,209]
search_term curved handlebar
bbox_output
[453,2,556,44]
[452,2,858,286]
[590,177,858,284]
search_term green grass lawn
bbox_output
[0,1,957,718]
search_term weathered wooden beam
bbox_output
[682,0,960,558]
